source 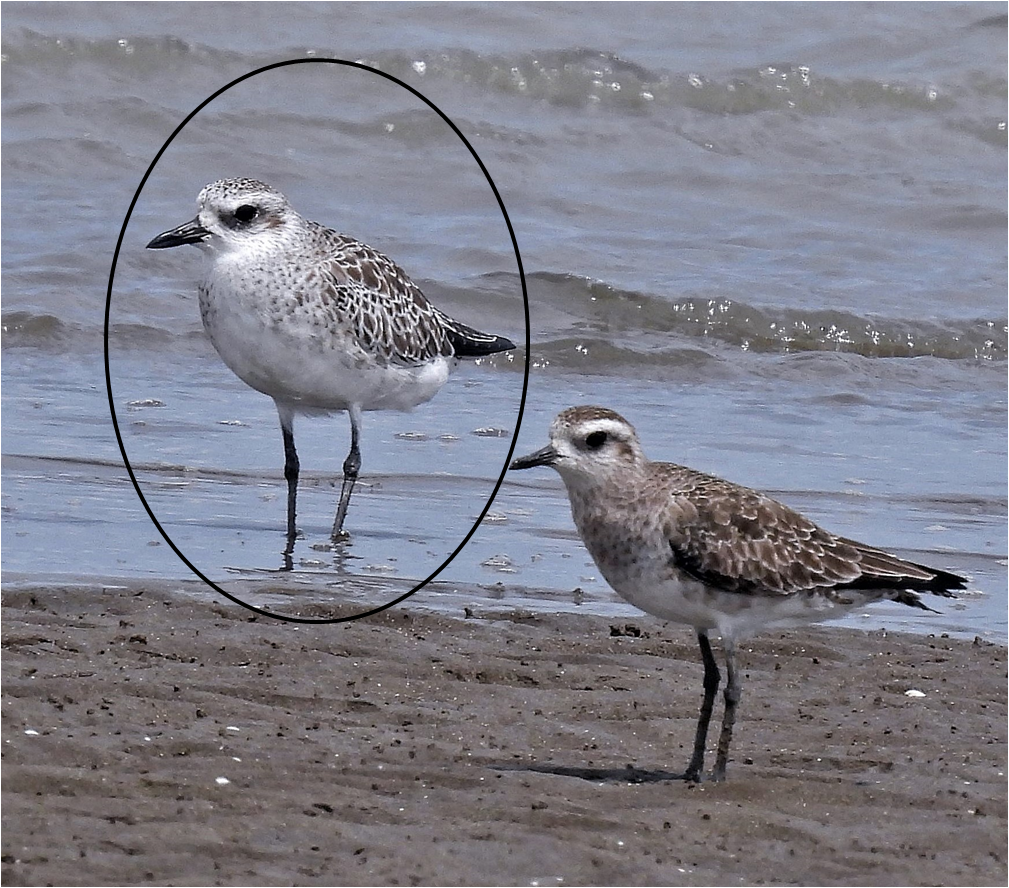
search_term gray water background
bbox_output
[2,2,1006,640]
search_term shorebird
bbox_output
[510,405,966,782]
[147,177,514,552]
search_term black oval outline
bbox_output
[105,58,530,625]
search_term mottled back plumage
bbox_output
[655,462,962,607]
[282,221,510,365]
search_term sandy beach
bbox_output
[2,582,1005,886]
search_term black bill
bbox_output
[509,444,559,471]
[146,217,210,249]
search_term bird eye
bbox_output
[585,430,608,450]
[233,204,258,224]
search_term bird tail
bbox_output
[443,316,515,358]
[840,537,967,610]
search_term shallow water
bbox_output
[2,3,1006,641]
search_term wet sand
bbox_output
[2,583,1005,886]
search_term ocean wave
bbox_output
[1,312,204,353]
[514,271,1008,362]
[4,31,1002,139]
[357,50,1003,138]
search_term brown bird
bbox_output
[510,405,966,781]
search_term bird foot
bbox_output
[683,767,726,784]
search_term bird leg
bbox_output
[685,630,720,783]
[331,405,362,541]
[711,639,741,783]
[277,404,300,555]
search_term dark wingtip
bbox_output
[448,325,516,357]
[930,567,969,594]
[841,538,968,601]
